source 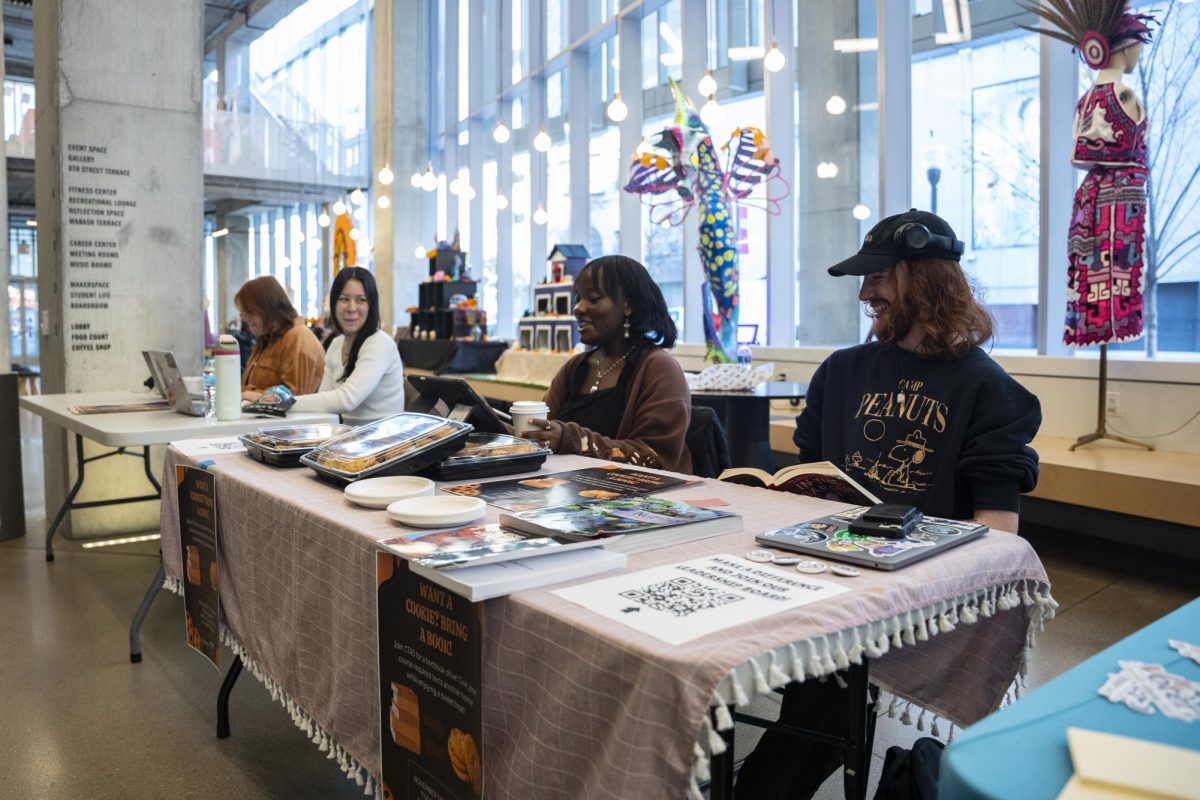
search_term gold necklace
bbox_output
[589,350,629,393]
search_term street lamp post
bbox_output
[921,131,945,215]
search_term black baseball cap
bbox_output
[828,209,964,277]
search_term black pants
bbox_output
[734,678,863,800]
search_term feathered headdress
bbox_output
[1019,0,1156,70]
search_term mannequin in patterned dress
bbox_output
[1067,41,1149,346]
[1018,1,1156,346]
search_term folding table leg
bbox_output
[129,563,166,663]
[45,434,87,561]
[708,705,737,800]
[216,656,244,739]
[842,661,874,800]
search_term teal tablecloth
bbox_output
[939,597,1200,799]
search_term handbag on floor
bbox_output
[873,736,944,800]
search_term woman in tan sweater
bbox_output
[521,255,692,473]
[235,276,324,399]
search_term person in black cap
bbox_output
[735,209,1041,799]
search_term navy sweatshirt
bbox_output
[794,342,1041,520]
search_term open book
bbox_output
[719,461,880,506]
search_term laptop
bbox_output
[755,505,988,571]
[144,350,204,402]
[153,351,209,416]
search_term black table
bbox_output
[396,339,509,374]
[691,381,807,471]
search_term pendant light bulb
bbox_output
[410,170,423,188]
[420,163,438,192]
[533,127,552,152]
[697,70,717,98]
[496,193,509,210]
[493,120,511,144]
[532,204,548,226]
[700,95,721,129]
[377,164,394,186]
[349,187,365,205]
[317,211,331,228]
[377,194,391,209]
[763,40,786,73]
[606,92,628,123]
[332,198,347,216]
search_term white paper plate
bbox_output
[386,496,486,528]
[344,476,436,509]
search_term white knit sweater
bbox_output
[291,329,406,425]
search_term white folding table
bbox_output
[20,389,338,660]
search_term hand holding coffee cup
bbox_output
[509,401,550,436]
[511,401,563,451]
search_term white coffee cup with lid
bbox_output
[510,400,551,436]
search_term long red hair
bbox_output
[870,259,994,359]
[234,276,299,347]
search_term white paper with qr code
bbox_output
[552,554,850,645]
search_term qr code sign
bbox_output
[619,577,743,618]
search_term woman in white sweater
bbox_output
[291,267,406,425]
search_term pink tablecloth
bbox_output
[160,450,1053,800]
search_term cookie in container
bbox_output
[240,424,357,467]
[300,412,472,484]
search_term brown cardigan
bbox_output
[241,319,325,394]
[544,346,693,474]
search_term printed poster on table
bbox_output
[442,464,691,511]
[176,465,220,669]
[377,554,484,800]
[553,554,851,646]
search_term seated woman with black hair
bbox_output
[520,255,692,473]
[290,267,406,425]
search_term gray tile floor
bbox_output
[3,408,1196,800]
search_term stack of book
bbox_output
[378,466,743,600]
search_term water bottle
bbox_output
[202,356,217,420]
[736,343,753,366]
[214,335,242,420]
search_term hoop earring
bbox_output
[623,317,631,339]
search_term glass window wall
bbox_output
[913,7,1041,349]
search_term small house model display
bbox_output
[518,244,589,351]
[409,233,487,340]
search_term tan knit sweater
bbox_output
[241,319,325,394]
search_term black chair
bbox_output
[686,405,731,479]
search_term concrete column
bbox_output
[616,14,643,266]
[0,11,9,372]
[567,0,590,250]
[221,39,252,115]
[1038,30,1075,357]
[679,0,706,346]
[34,0,203,537]
[527,0,546,292]
[794,2,864,346]
[763,0,796,346]
[878,0,912,217]
[216,209,251,333]
[375,0,431,331]
[496,8,514,337]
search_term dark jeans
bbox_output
[734,678,863,800]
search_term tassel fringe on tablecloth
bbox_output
[685,578,1058,800]
[164,575,380,797]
